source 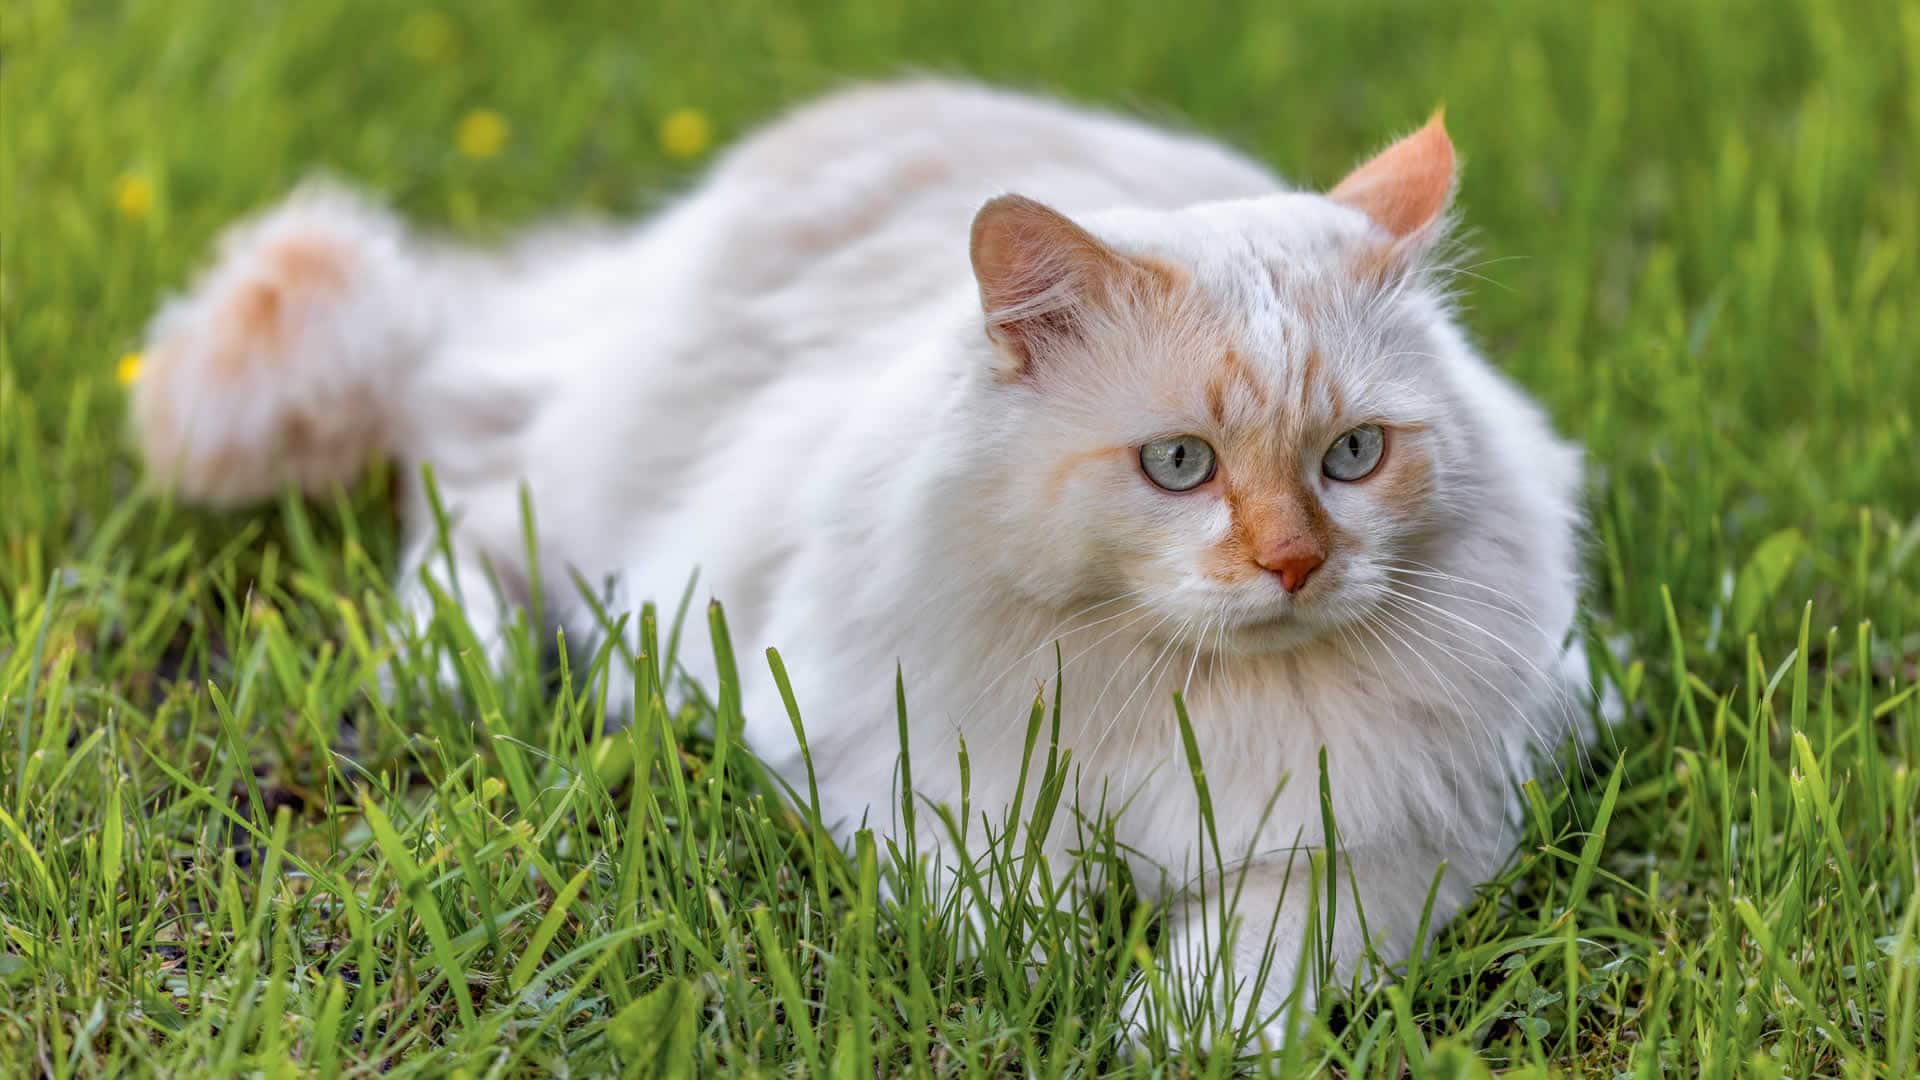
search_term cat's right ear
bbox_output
[969,194,1132,377]
[1329,110,1455,242]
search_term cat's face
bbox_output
[964,116,1469,654]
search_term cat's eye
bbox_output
[1322,424,1386,481]
[1139,435,1216,491]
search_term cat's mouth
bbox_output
[1208,577,1364,652]
[1218,604,1328,651]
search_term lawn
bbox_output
[2,0,1917,1075]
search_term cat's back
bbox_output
[686,80,1283,310]
[719,79,1280,212]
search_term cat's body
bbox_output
[134,80,1592,1045]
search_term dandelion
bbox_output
[456,109,509,159]
[659,108,712,160]
[116,352,144,385]
[114,174,154,221]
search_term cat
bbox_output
[131,79,1593,1049]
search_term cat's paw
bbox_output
[1117,990,1292,1063]
[132,180,433,504]
[1116,927,1305,1061]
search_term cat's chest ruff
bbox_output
[1180,644,1406,738]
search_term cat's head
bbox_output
[957,114,1501,653]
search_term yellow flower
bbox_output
[659,108,712,160]
[456,109,508,159]
[114,174,154,221]
[116,352,144,385]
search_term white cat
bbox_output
[133,80,1592,1047]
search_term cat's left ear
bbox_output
[1329,110,1456,257]
[970,194,1142,377]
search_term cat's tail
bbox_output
[130,180,446,506]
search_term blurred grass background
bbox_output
[3,0,1917,1075]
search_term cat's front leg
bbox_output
[1130,842,1484,1056]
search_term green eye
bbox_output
[1140,435,1216,491]
[1322,424,1385,481]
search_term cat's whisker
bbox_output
[1179,612,1214,702]
[1098,613,1194,760]
[894,559,1003,625]
[1373,574,1592,772]
[956,598,1172,762]
[970,595,1183,766]
[943,586,1160,732]
[1111,615,1204,799]
[1382,560,1545,623]
[1362,593,1509,781]
[1348,605,1491,841]
[1352,611,1473,838]
[1374,581,1580,703]
[1381,576,1553,652]
[1382,565,1536,618]
[1390,598,1593,795]
[1428,250,1533,292]
[1382,560,1575,662]
[1081,608,1185,757]
[1370,599,1571,793]
[1375,594,1509,669]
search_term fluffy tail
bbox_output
[131,180,442,505]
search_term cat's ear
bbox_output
[969,194,1136,375]
[1330,110,1456,244]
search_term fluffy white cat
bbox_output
[133,80,1592,1047]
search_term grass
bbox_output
[2,0,1918,1074]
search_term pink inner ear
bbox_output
[969,194,1131,372]
[970,194,1116,316]
[1329,111,1456,239]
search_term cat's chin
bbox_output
[1215,609,1343,655]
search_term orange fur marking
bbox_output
[1210,473,1337,584]
[268,236,351,293]
[1299,346,1328,415]
[1348,242,1409,290]
[1220,347,1267,408]
[233,281,281,341]
[1047,445,1127,498]
[209,281,282,378]
[205,235,355,379]
[1203,347,1272,429]
[1128,253,1189,296]
[1370,431,1432,510]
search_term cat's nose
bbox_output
[1256,547,1324,593]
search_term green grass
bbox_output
[3,0,1918,1074]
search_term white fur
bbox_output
[133,80,1591,1046]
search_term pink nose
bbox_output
[1257,549,1324,593]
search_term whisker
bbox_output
[1375,584,1592,776]
[1349,608,1493,839]
[966,601,1174,761]
[1382,560,1547,625]
[1370,599,1571,793]
[943,586,1163,731]
[1109,616,1202,797]
[1083,609,1185,746]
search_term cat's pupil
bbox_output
[1172,445,1186,468]
[1346,433,1360,455]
